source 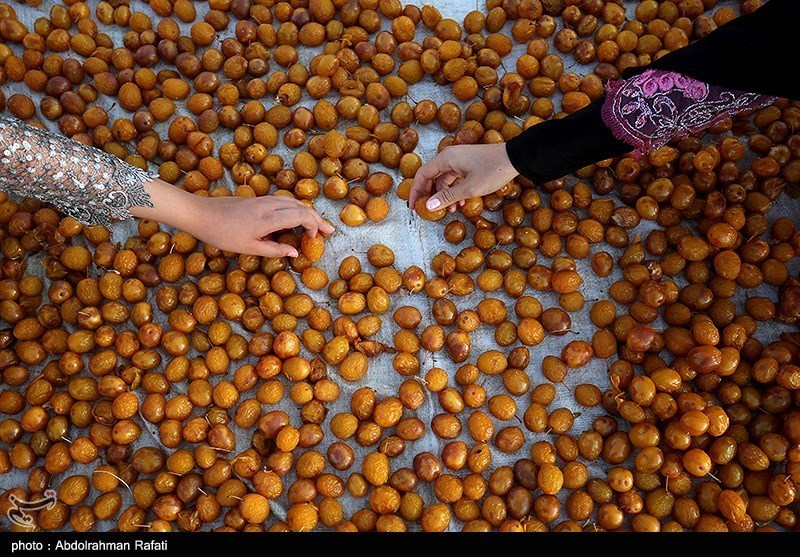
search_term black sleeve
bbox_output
[640,0,800,99]
[505,99,631,185]
[506,0,799,184]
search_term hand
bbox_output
[189,195,334,257]
[133,180,334,258]
[408,143,520,214]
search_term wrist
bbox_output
[493,142,519,181]
[500,143,516,168]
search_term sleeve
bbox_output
[505,99,633,185]
[639,0,800,99]
[601,69,775,161]
[0,115,154,226]
[505,0,796,184]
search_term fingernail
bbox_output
[426,198,441,210]
[288,249,299,258]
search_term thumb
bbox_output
[426,181,474,211]
[251,240,299,259]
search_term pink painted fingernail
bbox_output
[426,198,441,210]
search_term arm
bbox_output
[641,0,800,99]
[0,116,332,257]
[131,181,333,258]
[509,66,776,183]
[410,0,795,212]
[506,0,793,184]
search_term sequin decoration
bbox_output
[601,69,776,159]
[0,115,154,226]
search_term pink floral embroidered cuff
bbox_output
[601,69,776,159]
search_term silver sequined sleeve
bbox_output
[0,115,155,226]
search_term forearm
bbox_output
[505,99,632,185]
[0,115,155,226]
[130,179,207,234]
[642,0,800,99]
[0,114,331,259]
[507,1,788,184]
[506,99,631,184]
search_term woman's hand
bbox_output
[132,180,334,257]
[187,195,334,257]
[408,143,520,214]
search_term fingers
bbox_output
[312,212,335,237]
[291,208,320,238]
[408,151,452,210]
[280,199,334,236]
[274,207,325,238]
[426,180,474,212]
[266,198,334,238]
[300,206,334,237]
[434,171,461,191]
